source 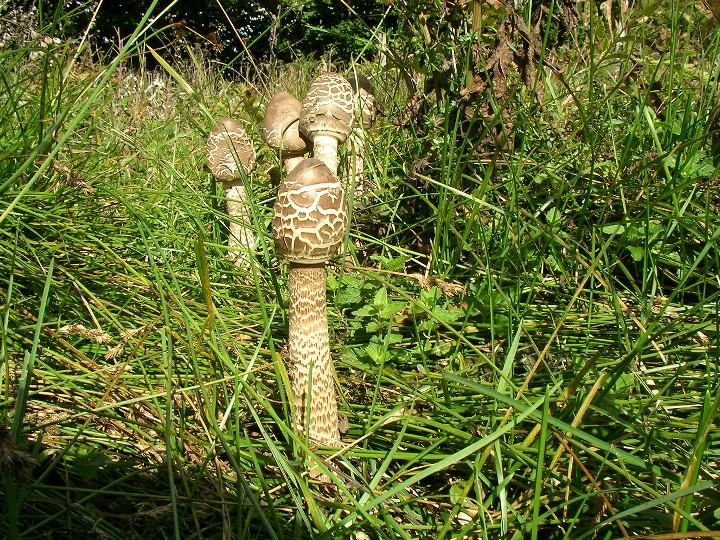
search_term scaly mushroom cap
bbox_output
[347,74,377,128]
[299,73,355,144]
[206,118,256,181]
[262,92,308,154]
[272,158,347,264]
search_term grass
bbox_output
[1,1,719,538]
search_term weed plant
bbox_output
[0,1,719,538]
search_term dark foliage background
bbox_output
[30,0,389,64]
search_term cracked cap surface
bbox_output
[272,158,347,264]
[299,73,354,143]
[206,118,255,181]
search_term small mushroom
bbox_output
[299,73,354,175]
[272,158,347,446]
[206,118,256,267]
[346,73,377,200]
[262,92,308,174]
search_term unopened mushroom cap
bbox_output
[272,158,347,264]
[299,73,354,144]
[347,74,377,128]
[206,118,256,181]
[347,73,372,95]
[262,92,308,154]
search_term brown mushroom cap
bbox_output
[299,73,355,144]
[206,118,256,181]
[261,92,308,154]
[347,74,377,128]
[347,73,372,95]
[272,158,347,264]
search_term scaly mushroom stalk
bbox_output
[287,263,339,444]
[346,74,377,200]
[262,92,308,174]
[272,158,347,445]
[299,73,354,175]
[206,118,256,267]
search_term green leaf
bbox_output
[614,372,634,391]
[366,321,381,333]
[419,286,442,307]
[337,285,362,306]
[545,206,562,225]
[370,254,410,272]
[366,342,389,364]
[602,224,625,235]
[380,301,406,320]
[373,287,388,308]
[627,245,645,262]
[352,305,376,318]
[430,306,463,325]
[385,333,404,345]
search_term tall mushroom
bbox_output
[346,74,377,200]
[272,158,347,446]
[262,92,308,175]
[299,73,354,175]
[206,118,256,267]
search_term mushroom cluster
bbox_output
[209,71,375,449]
[260,73,359,447]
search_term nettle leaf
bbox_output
[602,224,625,235]
[373,287,388,308]
[366,341,390,364]
[380,301,407,320]
[348,319,364,331]
[370,254,411,272]
[626,220,663,242]
[385,332,404,344]
[692,159,716,178]
[545,206,562,226]
[614,372,635,391]
[420,306,464,332]
[431,306,463,325]
[419,286,442,307]
[352,305,376,318]
[337,285,362,306]
[68,448,108,482]
[366,321,381,333]
[627,245,645,262]
[420,319,437,332]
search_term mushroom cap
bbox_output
[347,74,377,128]
[346,73,372,95]
[206,118,256,181]
[262,92,308,154]
[299,73,355,144]
[272,158,347,264]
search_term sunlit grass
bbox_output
[0,2,719,538]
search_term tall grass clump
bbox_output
[1,1,719,538]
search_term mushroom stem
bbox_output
[311,134,340,173]
[348,128,369,198]
[287,263,340,446]
[346,74,377,203]
[224,181,254,265]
